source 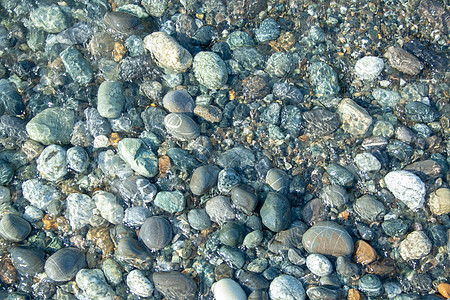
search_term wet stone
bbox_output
[125,35,144,57]
[354,195,385,223]
[306,253,333,276]
[166,148,200,173]
[142,0,167,17]
[372,88,401,108]
[354,56,384,80]
[373,120,395,138]
[428,188,450,216]
[218,168,240,194]
[205,196,236,225]
[217,147,255,171]
[321,184,349,208]
[154,190,186,213]
[97,81,125,119]
[218,246,245,269]
[60,46,93,85]
[0,80,25,116]
[152,271,197,300]
[260,192,291,232]
[85,108,111,137]
[66,147,88,173]
[194,105,223,123]
[404,159,442,179]
[232,48,265,72]
[302,221,354,256]
[273,82,304,105]
[190,165,220,195]
[93,191,124,225]
[261,102,281,125]
[22,179,61,212]
[399,231,432,260]
[117,138,158,178]
[103,11,140,35]
[301,198,328,225]
[193,51,228,90]
[187,209,211,230]
[309,62,340,96]
[237,270,269,291]
[65,193,96,230]
[123,206,152,227]
[9,246,45,276]
[212,278,247,300]
[115,237,152,270]
[269,275,305,300]
[354,240,377,265]
[164,113,200,141]
[303,108,339,135]
[30,5,69,33]
[359,274,383,297]
[306,286,338,300]
[37,145,67,182]
[0,161,13,185]
[75,269,115,300]
[0,214,31,242]
[219,222,245,247]
[384,170,426,210]
[404,39,448,72]
[386,140,414,161]
[326,164,355,188]
[384,46,423,75]
[226,31,254,50]
[337,98,372,136]
[102,258,122,286]
[426,223,447,247]
[355,152,382,173]
[255,18,280,43]
[336,256,361,277]
[280,105,303,136]
[381,219,408,237]
[44,248,86,282]
[265,52,293,78]
[404,101,438,123]
[139,216,172,251]
[126,269,153,298]
[26,107,75,145]
[163,90,195,114]
[243,230,263,249]
[230,184,258,214]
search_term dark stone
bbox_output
[242,75,270,101]
[381,219,408,237]
[226,0,267,24]
[426,223,447,247]
[212,41,232,60]
[232,47,264,71]
[280,105,302,137]
[273,82,304,105]
[386,140,414,162]
[0,79,25,116]
[44,248,86,282]
[404,40,448,72]
[303,109,339,135]
[405,101,438,123]
[326,164,355,188]
[152,271,197,300]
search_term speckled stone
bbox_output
[306,253,333,276]
[205,196,236,225]
[127,269,153,297]
[384,170,426,210]
[60,46,93,85]
[75,268,115,299]
[97,81,125,119]
[30,5,69,33]
[65,193,96,230]
[354,56,384,80]
[93,190,124,225]
[336,98,372,136]
[117,138,158,178]
[355,152,381,173]
[428,188,450,215]
[302,221,354,256]
[37,145,67,182]
[269,275,305,300]
[260,192,291,232]
[193,51,228,90]
[399,231,432,260]
[153,191,186,213]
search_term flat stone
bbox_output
[117,138,158,178]
[205,196,236,225]
[384,170,426,210]
[384,46,423,75]
[163,90,195,114]
[260,192,291,232]
[152,271,197,300]
[127,269,153,298]
[302,221,354,256]
[269,275,305,300]
[60,46,93,85]
[26,107,75,145]
[355,56,384,80]
[97,81,125,119]
[336,98,372,136]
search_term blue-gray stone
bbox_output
[60,46,93,85]
[118,138,158,178]
[0,160,13,185]
[386,140,414,162]
[273,82,304,105]
[265,52,293,77]
[37,145,67,182]
[76,269,115,299]
[321,185,349,208]
[381,219,408,237]
[30,5,69,33]
[260,192,291,232]
[22,179,61,212]
[97,81,125,119]
[67,147,89,173]
[85,108,111,137]
[426,223,447,247]
[326,163,355,188]
[218,168,241,194]
[309,62,340,96]
[359,274,383,297]
[280,105,302,137]
[167,148,200,173]
[125,35,144,57]
[0,79,25,116]
[217,147,255,171]
[0,115,28,141]
[354,195,385,223]
[255,18,280,42]
[372,88,401,108]
[154,191,186,213]
[226,31,254,50]
[193,51,228,90]
[232,47,264,71]
[405,101,438,123]
[26,107,75,145]
[187,209,211,230]
[123,206,152,227]
[261,102,281,125]
[218,246,245,269]
[219,222,245,247]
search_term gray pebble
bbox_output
[359,274,383,297]
[152,271,197,300]
[154,190,186,213]
[45,247,86,282]
[127,269,153,297]
[218,168,240,194]
[354,56,384,80]
[65,193,96,230]
[230,184,258,215]
[260,192,291,232]
[93,190,124,225]
[384,170,426,210]
[76,268,115,299]
[67,147,89,173]
[187,209,211,230]
[26,107,75,145]
[123,206,152,227]
[266,168,290,194]
[163,90,195,114]
[190,165,220,196]
[0,213,31,242]
[9,246,45,276]
[139,216,172,250]
[102,258,123,286]
[269,275,305,300]
[37,144,67,182]
[321,185,349,208]
[205,196,236,225]
[306,253,333,276]
[164,113,200,141]
[97,81,125,119]
[354,195,385,223]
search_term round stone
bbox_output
[193,51,228,90]
[152,271,197,300]
[127,269,154,297]
[212,278,247,300]
[302,221,354,256]
[22,179,61,212]
[65,193,96,230]
[9,246,45,276]
[243,230,263,249]
[26,107,75,145]
[190,165,220,196]
[399,231,432,260]
[93,190,124,225]
[255,18,280,42]
[66,147,89,173]
[269,275,306,300]
[205,196,236,225]
[260,192,291,232]
[164,113,200,141]
[123,206,152,227]
[428,188,450,216]
[75,269,115,299]
[219,222,245,247]
[306,254,333,276]
[187,209,211,230]
[97,81,125,119]
[265,52,293,78]
[384,170,426,210]
[153,191,186,213]
[230,184,258,215]
[139,216,172,250]
[354,56,384,80]
[354,195,386,223]
[354,152,381,173]
[0,214,31,242]
[102,258,122,286]
[321,185,349,208]
[226,31,254,50]
[359,274,383,296]
[117,138,158,178]
[44,248,86,282]
[266,168,290,194]
[37,144,67,182]
[217,168,240,194]
[163,90,195,114]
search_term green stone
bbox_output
[26,107,75,145]
[60,46,93,85]
[30,5,69,33]
[117,138,158,178]
[193,52,228,90]
[226,31,254,50]
[154,191,186,213]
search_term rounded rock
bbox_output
[269,275,305,300]
[260,192,291,232]
[97,81,125,119]
[75,269,115,299]
[45,248,86,282]
[189,165,220,196]
[127,269,154,297]
[359,274,383,297]
[102,258,122,286]
[355,152,381,173]
[205,196,236,225]
[37,144,67,182]
[9,246,45,276]
[219,222,245,247]
[163,90,195,114]
[164,113,200,141]
[218,168,240,194]
[211,278,247,300]
[354,195,385,223]
[399,231,432,260]
[321,184,349,208]
[26,107,75,145]
[139,216,172,250]
[306,253,333,276]
[93,190,124,225]
[428,188,450,216]
[384,170,426,210]
[302,221,354,256]
[103,11,140,34]
[152,271,197,300]
[266,168,290,194]
[66,147,89,173]
[230,184,258,214]
[154,191,186,213]
[193,51,228,90]
[354,56,384,80]
[187,209,211,230]
[0,214,31,242]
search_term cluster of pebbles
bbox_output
[0,0,449,299]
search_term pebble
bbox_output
[0,79,25,116]
[217,168,240,194]
[66,147,89,173]
[219,222,245,247]
[309,62,340,96]
[189,165,220,196]
[373,120,395,138]
[126,269,153,297]
[115,237,152,269]
[44,248,86,282]
[303,108,339,135]
[152,271,197,300]
[0,160,12,186]
[354,56,384,80]
[354,240,377,265]
[211,278,247,300]
[117,138,158,178]
[26,107,74,145]
[217,147,255,171]
[103,11,140,35]
[266,168,290,194]
[194,105,223,123]
[237,270,269,291]
[336,256,361,277]
[187,209,211,230]
[29,5,69,33]
[372,88,401,108]
[143,31,192,73]
[438,283,450,299]
[353,195,385,223]
[93,190,124,225]
[243,230,263,249]
[265,52,293,78]
[139,216,172,250]
[405,101,438,123]
[321,184,349,208]
[193,51,228,90]
[226,31,254,50]
[65,193,96,230]
[123,206,152,227]
[97,81,125,119]
[355,152,381,173]
[153,190,186,213]
[399,231,432,260]
[125,35,144,57]
[218,246,245,269]
[260,192,291,232]
[336,98,372,136]
[273,82,304,105]
[164,113,200,141]
[306,254,333,276]
[142,0,167,17]
[428,188,450,215]
[60,46,93,85]
[302,221,354,256]
[75,269,115,300]
[205,196,236,225]
[230,184,258,214]
[381,219,408,237]
[37,145,67,182]
[101,258,122,286]
[163,90,195,114]
[269,275,306,300]
[22,179,61,212]
[0,186,10,204]
[9,246,45,276]
[166,148,200,173]
[0,213,31,242]
[85,107,111,137]
[384,170,426,210]
[359,274,383,297]
[384,46,423,75]
[255,18,280,42]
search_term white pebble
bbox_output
[211,278,246,300]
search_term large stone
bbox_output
[30,5,69,33]
[164,113,200,141]
[97,81,125,119]
[354,56,384,80]
[302,221,354,256]
[65,193,96,230]
[269,275,306,300]
[26,107,74,145]
[60,46,93,85]
[117,138,158,178]
[193,51,228,90]
[336,98,372,136]
[189,165,220,196]
[260,192,291,232]
[152,271,197,300]
[428,188,450,216]
[37,144,67,182]
[399,231,432,260]
[384,170,426,210]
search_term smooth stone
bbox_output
[75,269,115,300]
[118,138,158,178]
[218,246,245,269]
[243,230,263,249]
[22,179,61,213]
[66,147,89,173]
[354,240,377,265]
[97,81,125,119]
[249,290,269,300]
[217,147,255,171]
[219,222,245,247]
[302,221,354,256]
[381,219,408,237]
[372,88,401,108]
[190,165,220,196]
[306,253,333,276]
[193,51,228,90]
[230,184,258,214]
[428,188,450,215]
[217,168,240,194]
[268,223,308,252]
[306,286,338,300]
[211,278,246,300]
[123,206,152,227]
[0,214,31,242]
[0,186,10,204]
[37,145,67,182]
[269,275,306,300]
[426,223,447,247]
[139,216,172,250]
[359,274,383,297]
[65,193,96,230]
[354,56,384,80]
[152,271,197,300]
[153,190,186,213]
[384,170,426,210]
[384,46,423,75]
[326,164,355,187]
[237,270,269,291]
[0,160,12,186]
[26,107,74,145]
[355,152,381,173]
[205,196,236,225]
[163,90,195,114]
[260,192,291,232]
[9,246,45,276]
[255,18,280,42]
[404,159,442,178]
[336,256,361,277]
[143,31,192,73]
[336,98,372,136]
[399,231,432,260]
[29,5,69,33]
[187,209,211,230]
[0,79,25,116]
[115,237,152,269]
[127,269,153,297]
[164,113,200,141]
[308,62,340,96]
[45,248,86,282]
[354,195,386,223]
[321,184,349,208]
[103,11,140,34]
[266,168,290,194]
[60,46,93,85]
[102,258,122,286]
[93,191,124,225]
[226,31,254,50]
[166,148,200,173]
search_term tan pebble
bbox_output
[428,188,450,216]
[354,240,377,265]
[348,288,362,300]
[194,105,222,123]
[438,282,450,298]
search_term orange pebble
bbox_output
[438,283,450,298]
[348,288,363,300]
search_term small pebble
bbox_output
[306,254,333,276]
[127,269,154,298]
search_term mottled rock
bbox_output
[306,253,333,276]
[163,90,195,114]
[269,275,305,300]
[66,193,96,230]
[384,46,423,75]
[154,191,186,213]
[22,179,61,212]
[37,145,67,182]
[164,113,200,141]
[117,138,158,178]
[93,191,124,225]
[354,56,384,80]
[217,168,240,194]
[384,170,426,210]
[302,221,354,256]
[303,109,339,135]
[428,188,450,215]
[60,46,93,85]
[97,81,125,119]
[26,107,74,145]
[354,195,385,223]
[127,269,153,297]
[193,51,228,90]
[309,62,340,96]
[205,196,236,225]
[152,271,197,300]
[139,216,172,250]
[399,231,432,260]
[337,98,372,136]
[76,269,115,300]
[30,5,69,33]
